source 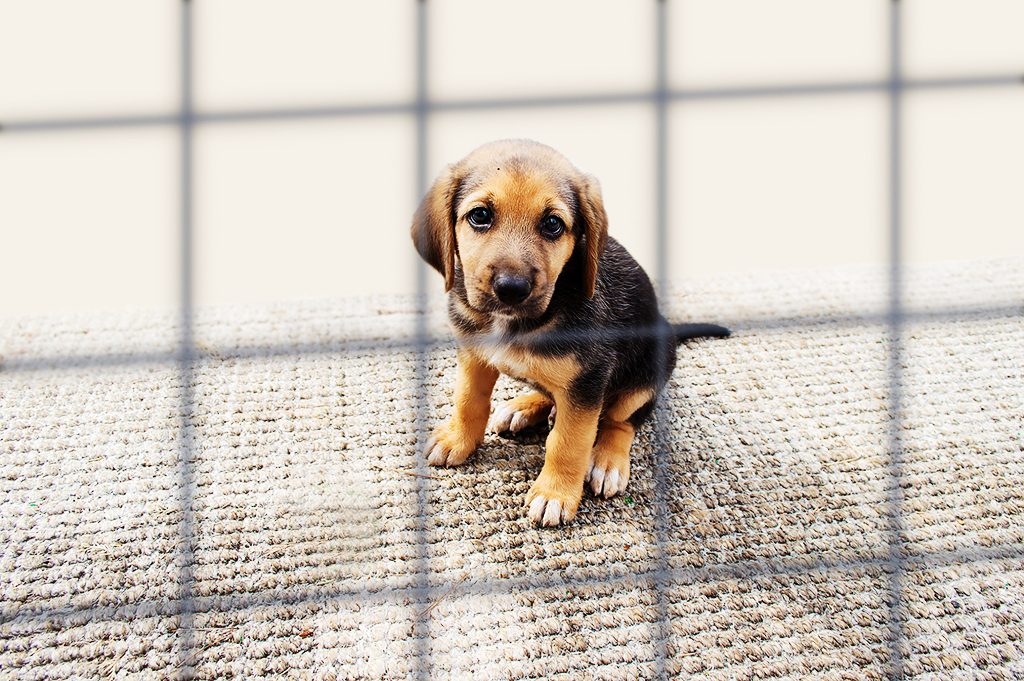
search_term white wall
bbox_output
[1,0,1022,318]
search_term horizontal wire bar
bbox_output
[4,539,1022,631]
[0,113,180,133]
[2,73,1021,134]
[2,302,1019,374]
[671,74,1024,101]
[198,101,413,124]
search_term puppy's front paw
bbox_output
[525,471,583,527]
[489,392,554,434]
[586,446,630,498]
[424,422,479,467]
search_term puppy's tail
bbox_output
[671,322,731,344]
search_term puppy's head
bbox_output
[411,140,608,319]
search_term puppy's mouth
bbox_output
[467,287,550,320]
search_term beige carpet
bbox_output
[1,258,1022,679]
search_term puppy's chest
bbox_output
[462,329,578,395]
[479,344,536,381]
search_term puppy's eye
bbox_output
[467,207,492,230]
[539,215,565,240]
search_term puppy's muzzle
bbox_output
[492,273,533,306]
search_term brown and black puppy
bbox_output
[412,139,728,527]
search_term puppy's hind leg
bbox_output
[489,390,554,434]
[587,390,654,498]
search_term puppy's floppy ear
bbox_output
[575,174,609,298]
[411,164,463,292]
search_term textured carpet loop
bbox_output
[1,258,1022,678]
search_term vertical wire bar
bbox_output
[650,0,672,677]
[885,0,907,677]
[176,0,197,677]
[412,1,432,679]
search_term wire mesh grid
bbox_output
[1,0,1023,678]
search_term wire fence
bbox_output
[2,1,1023,679]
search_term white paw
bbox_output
[585,461,629,498]
[423,427,475,467]
[488,404,536,434]
[525,473,582,526]
[528,495,568,527]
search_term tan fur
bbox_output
[587,389,654,498]
[412,140,608,307]
[468,344,578,396]
[527,396,601,525]
[500,391,553,429]
[455,169,577,314]
[506,390,553,414]
[450,296,490,332]
[417,140,619,526]
[424,349,498,467]
[410,165,461,291]
[590,422,635,495]
[604,389,654,423]
[575,174,608,298]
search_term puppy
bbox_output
[412,139,728,527]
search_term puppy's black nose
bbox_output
[493,274,532,305]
